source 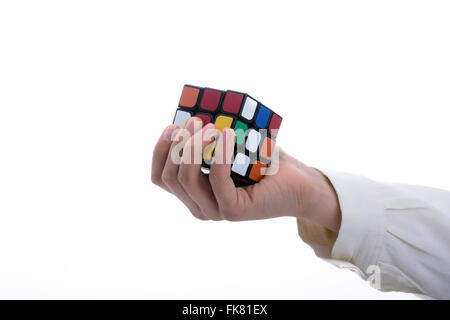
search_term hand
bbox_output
[151,117,341,233]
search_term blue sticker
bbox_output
[255,105,271,128]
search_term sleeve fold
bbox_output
[299,169,450,299]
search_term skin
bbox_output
[151,117,342,236]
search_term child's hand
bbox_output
[151,117,341,233]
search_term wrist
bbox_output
[301,167,342,233]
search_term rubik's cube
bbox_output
[173,85,282,185]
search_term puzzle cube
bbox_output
[173,85,282,185]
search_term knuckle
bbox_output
[177,168,190,186]
[195,214,209,221]
[191,209,208,221]
[220,207,239,221]
[150,173,161,186]
[161,171,176,186]
[208,170,220,184]
[203,210,221,221]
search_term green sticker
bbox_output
[234,120,248,145]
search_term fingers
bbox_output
[209,128,239,216]
[178,123,222,220]
[151,124,178,191]
[160,117,206,220]
[152,119,243,222]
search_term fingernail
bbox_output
[202,123,218,140]
[162,126,176,141]
[203,123,216,131]
[203,123,216,132]
[185,118,200,135]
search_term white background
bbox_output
[0,0,449,299]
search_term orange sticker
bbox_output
[179,86,199,108]
[249,161,267,182]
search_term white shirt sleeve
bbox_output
[320,169,450,299]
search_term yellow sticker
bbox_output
[203,140,217,162]
[214,115,233,131]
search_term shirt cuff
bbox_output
[319,169,386,274]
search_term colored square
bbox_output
[234,120,248,145]
[200,89,222,111]
[245,129,261,153]
[214,115,234,131]
[231,153,250,176]
[255,105,271,128]
[269,113,282,137]
[241,97,257,120]
[222,91,244,114]
[249,161,267,182]
[175,84,282,185]
[179,86,200,108]
[203,140,216,163]
[260,137,275,160]
[173,109,191,127]
[195,113,211,125]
